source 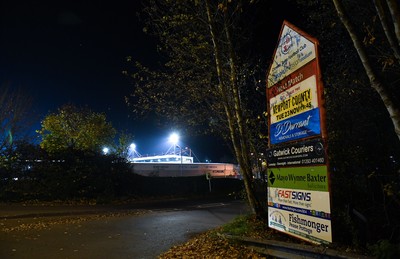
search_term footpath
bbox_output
[0,203,120,220]
[0,196,234,220]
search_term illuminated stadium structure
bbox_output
[131,154,194,164]
[128,133,240,178]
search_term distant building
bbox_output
[131,154,193,164]
[130,154,240,178]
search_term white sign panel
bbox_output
[268,187,331,213]
[267,24,316,88]
[269,75,318,124]
[269,207,332,244]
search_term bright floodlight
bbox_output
[169,133,179,145]
[102,147,109,155]
[130,143,136,150]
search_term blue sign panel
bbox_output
[270,108,321,145]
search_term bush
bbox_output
[369,240,400,259]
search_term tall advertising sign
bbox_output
[266,21,331,244]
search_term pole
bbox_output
[206,172,212,192]
[180,145,183,176]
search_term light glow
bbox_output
[169,133,179,145]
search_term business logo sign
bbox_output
[267,138,325,167]
[267,166,328,191]
[268,188,331,217]
[267,23,316,88]
[269,208,287,232]
[270,108,321,145]
[269,207,332,244]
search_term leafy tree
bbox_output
[0,86,36,166]
[0,86,38,200]
[38,104,116,154]
[126,0,268,216]
[114,131,135,160]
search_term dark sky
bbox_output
[1,1,296,162]
[0,1,150,123]
[0,1,167,155]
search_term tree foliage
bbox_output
[292,0,400,246]
[126,0,268,216]
[0,86,36,168]
[114,131,135,159]
[1,87,34,150]
[38,104,116,154]
[330,0,400,245]
[332,0,400,141]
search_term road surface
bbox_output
[0,199,250,259]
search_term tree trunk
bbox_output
[204,0,264,216]
[386,0,400,43]
[373,0,400,61]
[332,0,400,142]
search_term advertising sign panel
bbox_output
[267,23,316,88]
[266,20,331,244]
[268,56,321,145]
[268,60,317,98]
[268,207,332,244]
[267,166,329,192]
[269,75,318,124]
[269,108,321,145]
[267,165,331,244]
[268,188,331,214]
[267,138,326,167]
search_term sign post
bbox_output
[206,171,212,192]
[266,20,332,244]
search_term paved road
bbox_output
[0,199,250,259]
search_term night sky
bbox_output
[1,1,151,123]
[1,1,165,155]
[1,1,295,162]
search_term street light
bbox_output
[128,143,141,161]
[129,143,136,160]
[169,133,179,155]
[169,132,182,176]
[102,147,109,155]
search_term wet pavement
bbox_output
[0,198,250,258]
